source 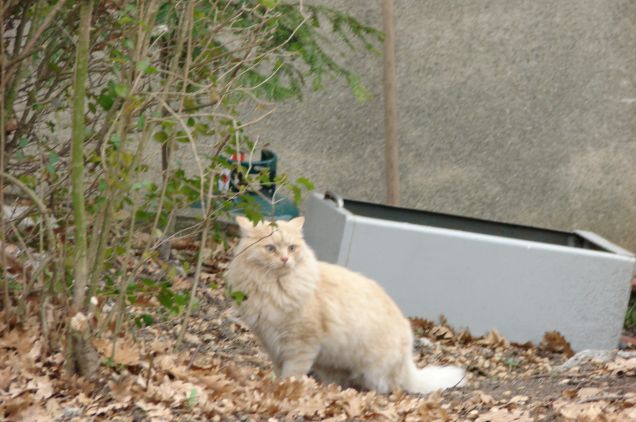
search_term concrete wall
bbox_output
[244,0,636,252]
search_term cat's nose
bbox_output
[281,256,289,263]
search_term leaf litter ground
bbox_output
[1,238,635,421]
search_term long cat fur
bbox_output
[225,216,466,394]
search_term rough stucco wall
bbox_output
[243,0,636,252]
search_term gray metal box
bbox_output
[303,192,635,350]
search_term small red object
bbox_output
[231,152,246,162]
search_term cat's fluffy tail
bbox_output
[403,360,467,394]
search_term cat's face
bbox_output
[235,216,306,273]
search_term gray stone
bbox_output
[62,407,82,418]
[556,349,617,370]
[417,337,434,348]
[617,350,636,359]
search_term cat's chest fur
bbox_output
[239,288,290,328]
[237,273,315,361]
[236,270,310,323]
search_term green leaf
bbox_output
[141,278,156,287]
[153,131,168,142]
[97,94,114,111]
[19,174,37,189]
[346,73,372,102]
[135,314,155,327]
[131,180,154,191]
[312,75,323,91]
[136,59,149,72]
[109,133,121,149]
[173,293,188,308]
[290,185,302,206]
[260,0,278,8]
[295,177,314,191]
[187,388,198,407]
[158,288,176,311]
[230,290,247,306]
[136,59,157,74]
[46,152,59,174]
[114,83,129,98]
[48,151,60,165]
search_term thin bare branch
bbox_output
[5,0,70,80]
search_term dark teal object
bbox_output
[229,193,300,220]
[226,149,300,220]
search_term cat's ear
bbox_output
[287,216,305,232]
[235,216,254,236]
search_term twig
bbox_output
[0,172,57,264]
[145,352,155,392]
[5,0,70,79]
[577,394,624,404]
[187,344,202,369]
[174,210,211,351]
[175,158,219,350]
[0,172,58,347]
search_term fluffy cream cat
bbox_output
[225,216,466,394]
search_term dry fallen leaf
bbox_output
[196,374,235,397]
[14,403,53,422]
[154,354,189,379]
[478,329,510,349]
[476,406,533,422]
[606,357,636,375]
[1,393,34,420]
[341,389,363,418]
[619,408,636,420]
[136,399,173,421]
[172,276,192,291]
[466,390,496,408]
[507,395,529,404]
[93,337,141,366]
[183,332,202,345]
[0,367,13,391]
[0,328,36,353]
[558,402,604,420]
[576,387,601,401]
[108,376,134,403]
[27,376,53,401]
[540,331,574,358]
[430,325,454,341]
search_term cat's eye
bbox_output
[264,245,276,253]
[288,245,297,252]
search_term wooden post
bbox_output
[0,0,8,316]
[382,0,400,205]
